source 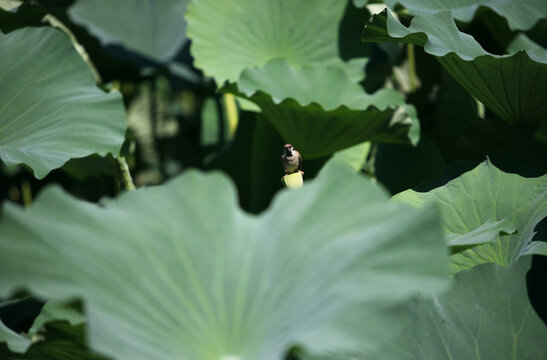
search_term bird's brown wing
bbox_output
[297,151,303,171]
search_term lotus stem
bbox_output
[407,44,418,91]
[116,155,135,191]
[223,93,238,140]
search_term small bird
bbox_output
[281,144,303,177]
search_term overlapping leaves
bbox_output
[0,27,126,179]
[0,165,449,360]
[374,257,547,360]
[233,58,419,158]
[303,160,547,360]
[394,159,547,272]
[362,10,547,126]
[384,0,547,30]
[0,301,84,353]
[186,0,419,158]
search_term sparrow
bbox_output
[281,144,303,177]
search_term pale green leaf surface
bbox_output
[186,0,347,84]
[0,27,126,179]
[320,142,371,174]
[507,33,543,54]
[235,97,261,113]
[394,159,547,272]
[0,319,30,353]
[362,10,547,126]
[446,218,515,253]
[69,0,189,62]
[0,0,20,11]
[373,257,547,360]
[384,0,547,30]
[521,241,547,256]
[0,165,449,360]
[28,302,85,338]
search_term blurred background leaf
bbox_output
[68,0,189,63]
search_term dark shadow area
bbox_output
[527,216,547,325]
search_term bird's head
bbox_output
[282,144,294,156]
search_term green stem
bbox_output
[407,44,418,92]
[21,180,32,208]
[116,156,135,191]
[367,143,378,180]
[223,93,238,140]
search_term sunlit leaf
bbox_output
[233,58,419,158]
[445,218,515,253]
[373,257,547,360]
[0,165,449,360]
[394,159,547,272]
[384,0,547,30]
[362,10,547,126]
[187,0,419,158]
[0,27,126,179]
[186,0,347,85]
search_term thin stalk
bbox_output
[116,155,135,191]
[407,44,418,92]
[21,180,32,208]
[367,143,378,180]
[223,93,239,140]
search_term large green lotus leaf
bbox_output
[373,257,547,360]
[300,260,547,360]
[187,0,419,157]
[186,0,347,84]
[0,165,449,360]
[234,58,419,158]
[384,0,547,30]
[393,159,547,273]
[362,10,547,126]
[0,27,126,179]
[233,60,420,158]
[69,0,189,62]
